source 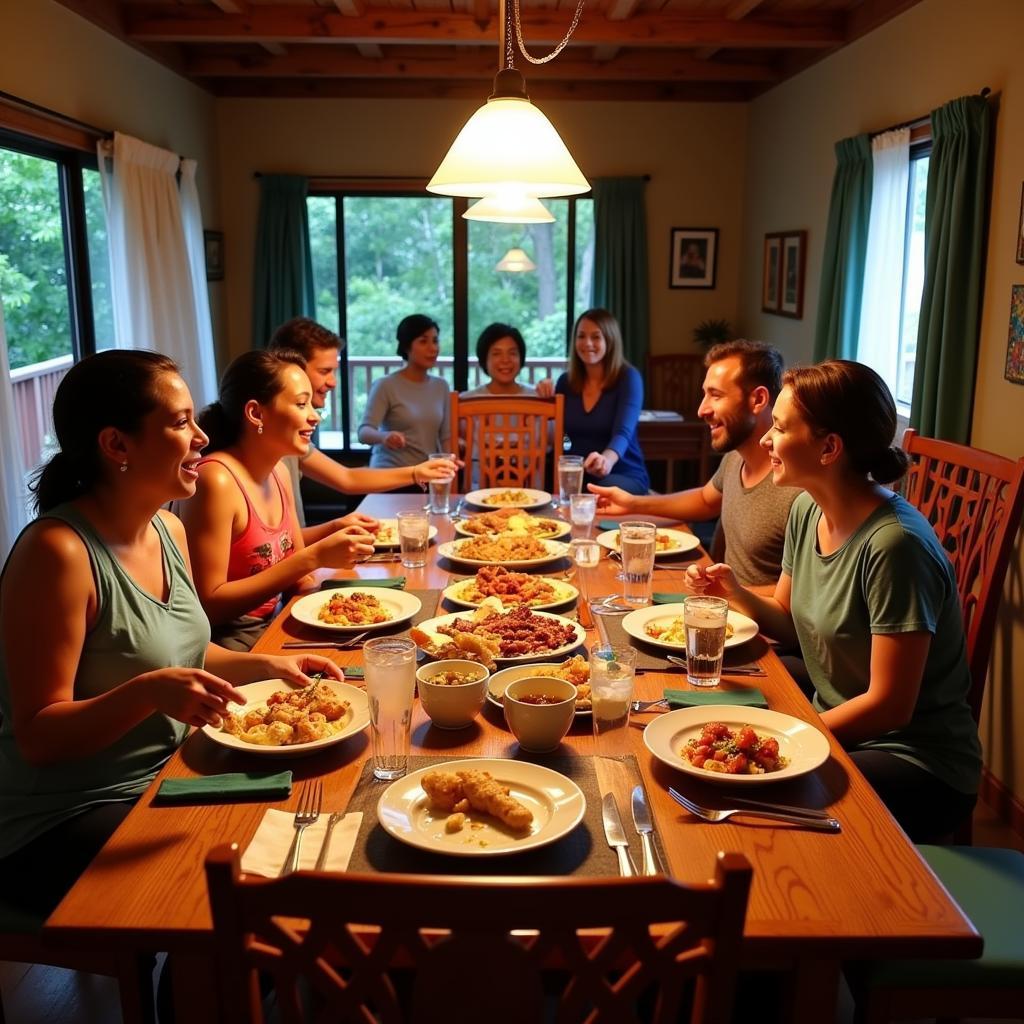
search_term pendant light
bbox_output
[495,247,537,272]
[464,194,554,223]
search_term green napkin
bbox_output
[598,519,621,531]
[155,771,293,805]
[320,577,406,591]
[343,666,365,679]
[652,592,688,604]
[663,688,768,709]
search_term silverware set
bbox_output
[283,632,369,651]
[669,787,840,832]
[664,654,765,676]
[602,788,663,876]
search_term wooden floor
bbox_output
[1,801,1021,1024]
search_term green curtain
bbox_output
[251,174,315,347]
[812,134,873,361]
[592,177,649,369]
[910,95,992,443]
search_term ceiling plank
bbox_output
[331,0,367,14]
[356,42,383,59]
[606,0,642,20]
[209,0,250,13]
[592,45,620,61]
[697,0,768,61]
[261,42,287,56]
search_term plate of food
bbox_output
[595,527,702,559]
[465,487,552,510]
[486,656,592,716]
[371,519,438,549]
[643,706,831,785]
[621,603,759,650]
[413,603,585,665]
[437,535,569,567]
[442,567,578,611]
[454,508,570,541]
[290,587,422,632]
[203,678,370,756]
[376,757,586,856]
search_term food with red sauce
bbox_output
[683,721,788,775]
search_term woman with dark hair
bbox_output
[181,349,375,651]
[461,323,535,398]
[357,314,452,473]
[554,308,649,495]
[0,350,339,921]
[689,359,980,842]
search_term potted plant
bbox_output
[692,318,733,350]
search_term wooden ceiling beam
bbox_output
[209,0,249,13]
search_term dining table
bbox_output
[43,491,981,1023]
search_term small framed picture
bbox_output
[762,234,783,313]
[1006,285,1024,385]
[669,227,718,289]
[1017,182,1024,265]
[204,229,224,282]
[779,230,807,318]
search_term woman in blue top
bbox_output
[554,309,649,495]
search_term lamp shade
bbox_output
[464,194,555,223]
[495,247,537,272]
[427,96,589,199]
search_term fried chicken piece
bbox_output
[456,770,533,831]
[445,813,466,833]
[421,770,465,812]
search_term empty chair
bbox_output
[205,843,752,1024]
[645,353,706,416]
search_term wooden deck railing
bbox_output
[10,354,72,470]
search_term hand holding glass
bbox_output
[558,455,584,507]
[620,521,657,607]
[363,637,417,780]
[427,452,456,514]
[683,596,729,687]
[396,510,430,568]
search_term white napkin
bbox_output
[241,809,363,878]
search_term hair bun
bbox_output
[870,444,911,484]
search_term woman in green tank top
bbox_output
[0,351,341,922]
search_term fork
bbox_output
[668,788,840,832]
[314,810,345,871]
[283,631,369,651]
[281,781,323,875]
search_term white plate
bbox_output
[465,487,553,510]
[454,515,570,541]
[415,609,586,662]
[643,706,831,785]
[595,527,702,559]
[487,662,592,717]
[376,757,586,856]
[371,519,438,549]
[621,603,759,650]
[290,588,422,633]
[442,575,578,612]
[437,537,569,568]
[202,678,369,757]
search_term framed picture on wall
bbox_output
[669,227,718,289]
[762,234,782,312]
[779,230,807,318]
[204,229,224,281]
[1017,182,1024,264]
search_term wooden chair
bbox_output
[450,393,564,494]
[644,354,714,489]
[205,844,752,1024]
[645,353,706,416]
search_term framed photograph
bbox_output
[1017,182,1024,265]
[1006,285,1024,385]
[762,234,782,312]
[669,227,718,289]
[203,229,224,281]
[779,230,807,318]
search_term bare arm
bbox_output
[588,480,723,523]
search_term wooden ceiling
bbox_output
[55,0,925,101]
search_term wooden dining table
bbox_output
[43,492,981,1023]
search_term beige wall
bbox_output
[739,0,1024,799]
[215,96,748,360]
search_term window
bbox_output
[308,191,593,450]
[894,153,928,409]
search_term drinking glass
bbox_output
[590,645,637,758]
[619,521,657,607]
[396,509,430,569]
[569,493,597,537]
[682,596,729,688]
[557,455,584,507]
[427,452,456,514]
[590,597,633,647]
[363,637,417,780]
[569,538,600,612]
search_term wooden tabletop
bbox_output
[45,492,980,971]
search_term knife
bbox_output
[601,793,637,877]
[630,785,660,876]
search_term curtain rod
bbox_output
[873,86,991,138]
[0,89,110,139]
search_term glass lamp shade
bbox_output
[495,247,537,272]
[464,194,555,223]
[427,95,589,199]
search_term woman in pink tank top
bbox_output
[181,350,376,650]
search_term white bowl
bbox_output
[415,659,490,730]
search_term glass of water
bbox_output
[683,596,729,688]
[568,537,600,611]
[619,521,657,607]
[569,493,597,537]
[363,637,417,780]
[590,645,637,758]
[557,455,584,507]
[396,509,430,568]
[427,452,455,514]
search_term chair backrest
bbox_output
[450,393,564,493]
[646,353,706,416]
[206,844,751,1024]
[900,428,1024,722]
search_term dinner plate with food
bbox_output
[437,535,569,568]
[464,487,553,510]
[621,603,759,651]
[376,757,586,856]
[454,507,570,541]
[202,678,370,756]
[643,706,831,785]
[412,601,585,666]
[486,656,592,716]
[370,518,438,549]
[442,566,578,611]
[595,527,702,559]
[290,587,422,633]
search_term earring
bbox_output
[120,461,128,473]
[257,423,263,435]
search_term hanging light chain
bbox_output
[512,0,587,65]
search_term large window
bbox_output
[308,191,593,449]
[894,153,929,409]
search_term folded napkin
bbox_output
[241,808,363,877]
[664,688,769,709]
[155,771,293,805]
[652,592,688,604]
[342,666,365,679]
[598,519,621,531]
[321,577,406,591]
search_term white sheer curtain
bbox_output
[179,159,218,404]
[0,296,30,558]
[98,132,217,405]
[857,128,911,385]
